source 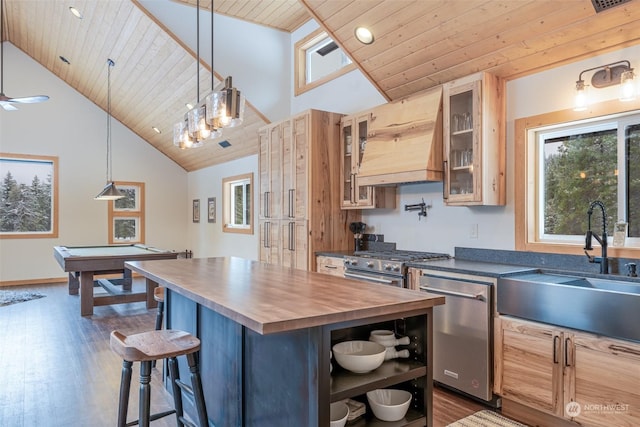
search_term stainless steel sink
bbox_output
[498,272,640,342]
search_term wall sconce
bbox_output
[574,60,636,111]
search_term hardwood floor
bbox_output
[0,282,490,426]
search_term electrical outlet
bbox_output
[470,224,479,239]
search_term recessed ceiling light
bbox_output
[152,127,161,134]
[186,103,194,110]
[355,27,374,45]
[69,6,83,19]
[59,56,71,65]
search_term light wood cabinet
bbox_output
[496,316,640,427]
[259,110,359,271]
[443,71,505,206]
[316,255,345,277]
[340,113,395,209]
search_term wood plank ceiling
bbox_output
[2,0,640,172]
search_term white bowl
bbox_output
[366,389,412,422]
[332,340,386,373]
[329,401,349,427]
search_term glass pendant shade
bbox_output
[205,90,226,129]
[574,80,588,111]
[619,70,636,101]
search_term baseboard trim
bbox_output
[0,277,67,287]
[1,272,144,288]
[501,398,575,427]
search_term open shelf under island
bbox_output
[125,257,445,427]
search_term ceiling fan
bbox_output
[0,0,49,111]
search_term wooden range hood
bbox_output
[357,86,443,186]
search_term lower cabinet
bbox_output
[316,255,345,277]
[495,316,640,427]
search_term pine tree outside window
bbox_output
[0,153,58,239]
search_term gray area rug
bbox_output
[0,290,46,307]
[447,410,529,427]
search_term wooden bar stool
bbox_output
[110,329,208,427]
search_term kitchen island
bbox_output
[125,257,445,427]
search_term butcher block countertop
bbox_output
[126,257,445,335]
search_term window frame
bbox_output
[108,181,145,244]
[515,98,640,259]
[222,173,253,235]
[0,152,59,239]
[294,28,356,96]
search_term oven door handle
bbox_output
[345,272,397,285]
[419,286,486,302]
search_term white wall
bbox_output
[187,155,258,260]
[0,44,188,283]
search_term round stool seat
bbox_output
[110,329,200,362]
[153,286,165,303]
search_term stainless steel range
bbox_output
[343,250,450,288]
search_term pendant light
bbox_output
[173,0,245,149]
[95,59,125,200]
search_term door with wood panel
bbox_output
[280,220,308,270]
[497,317,564,416]
[259,124,283,220]
[566,332,640,427]
[258,220,280,265]
[282,113,308,221]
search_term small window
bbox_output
[222,173,253,234]
[0,153,59,239]
[294,28,356,96]
[108,182,145,244]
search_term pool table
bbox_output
[53,244,178,316]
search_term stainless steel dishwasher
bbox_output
[419,273,497,405]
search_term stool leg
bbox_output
[152,301,164,368]
[168,357,185,427]
[139,361,152,427]
[117,360,133,427]
[154,301,164,331]
[187,353,209,427]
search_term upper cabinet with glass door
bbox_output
[443,72,506,206]
[340,114,396,209]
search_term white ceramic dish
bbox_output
[329,401,349,427]
[332,340,386,373]
[369,329,411,347]
[366,388,412,422]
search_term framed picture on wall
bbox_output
[208,197,216,223]
[193,199,200,223]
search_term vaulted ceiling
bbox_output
[2,0,640,171]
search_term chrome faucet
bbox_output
[584,200,608,274]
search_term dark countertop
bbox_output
[315,251,537,278]
[408,258,537,278]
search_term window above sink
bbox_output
[515,99,640,259]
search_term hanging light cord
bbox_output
[211,0,215,92]
[106,59,114,183]
[196,0,200,104]
[1,0,5,94]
